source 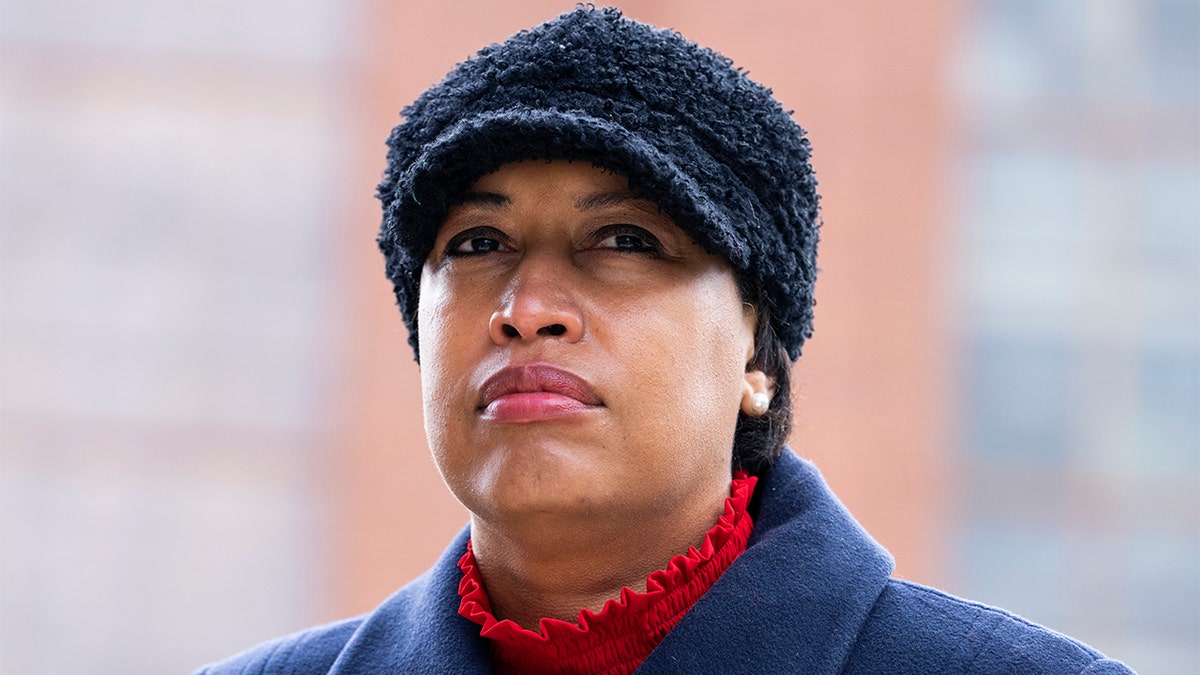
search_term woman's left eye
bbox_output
[595,226,662,254]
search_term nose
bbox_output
[488,264,584,346]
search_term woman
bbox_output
[200,8,1132,674]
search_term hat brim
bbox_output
[385,106,751,273]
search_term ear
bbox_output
[740,369,775,416]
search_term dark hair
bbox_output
[732,284,794,474]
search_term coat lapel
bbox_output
[327,528,492,674]
[638,451,894,674]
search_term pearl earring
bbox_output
[751,392,770,414]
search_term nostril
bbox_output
[540,324,567,337]
[502,324,521,338]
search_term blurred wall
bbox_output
[948,2,1199,670]
[1,1,1195,673]
[0,0,357,671]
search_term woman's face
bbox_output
[418,160,761,527]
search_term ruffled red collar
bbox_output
[457,473,757,675]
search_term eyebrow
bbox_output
[574,190,659,212]
[448,189,661,213]
[450,191,510,209]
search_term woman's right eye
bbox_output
[444,227,507,257]
[452,237,501,254]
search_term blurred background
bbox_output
[1,0,1196,672]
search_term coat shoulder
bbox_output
[845,579,1134,674]
[192,532,474,675]
[193,616,365,675]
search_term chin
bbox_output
[460,446,625,522]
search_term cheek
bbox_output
[417,262,468,346]
[673,313,750,412]
[417,271,474,456]
[418,268,485,375]
[611,271,750,449]
[417,273,450,390]
[668,273,750,386]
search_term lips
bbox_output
[478,363,602,423]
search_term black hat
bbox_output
[377,6,820,361]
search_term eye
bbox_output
[594,225,662,255]
[444,226,508,257]
[453,237,501,254]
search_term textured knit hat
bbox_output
[377,6,820,361]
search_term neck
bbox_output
[468,479,730,631]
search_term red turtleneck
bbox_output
[457,473,757,675]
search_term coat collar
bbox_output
[639,450,894,673]
[328,526,488,674]
[329,450,893,673]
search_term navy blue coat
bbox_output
[198,451,1134,674]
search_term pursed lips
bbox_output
[478,363,602,423]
